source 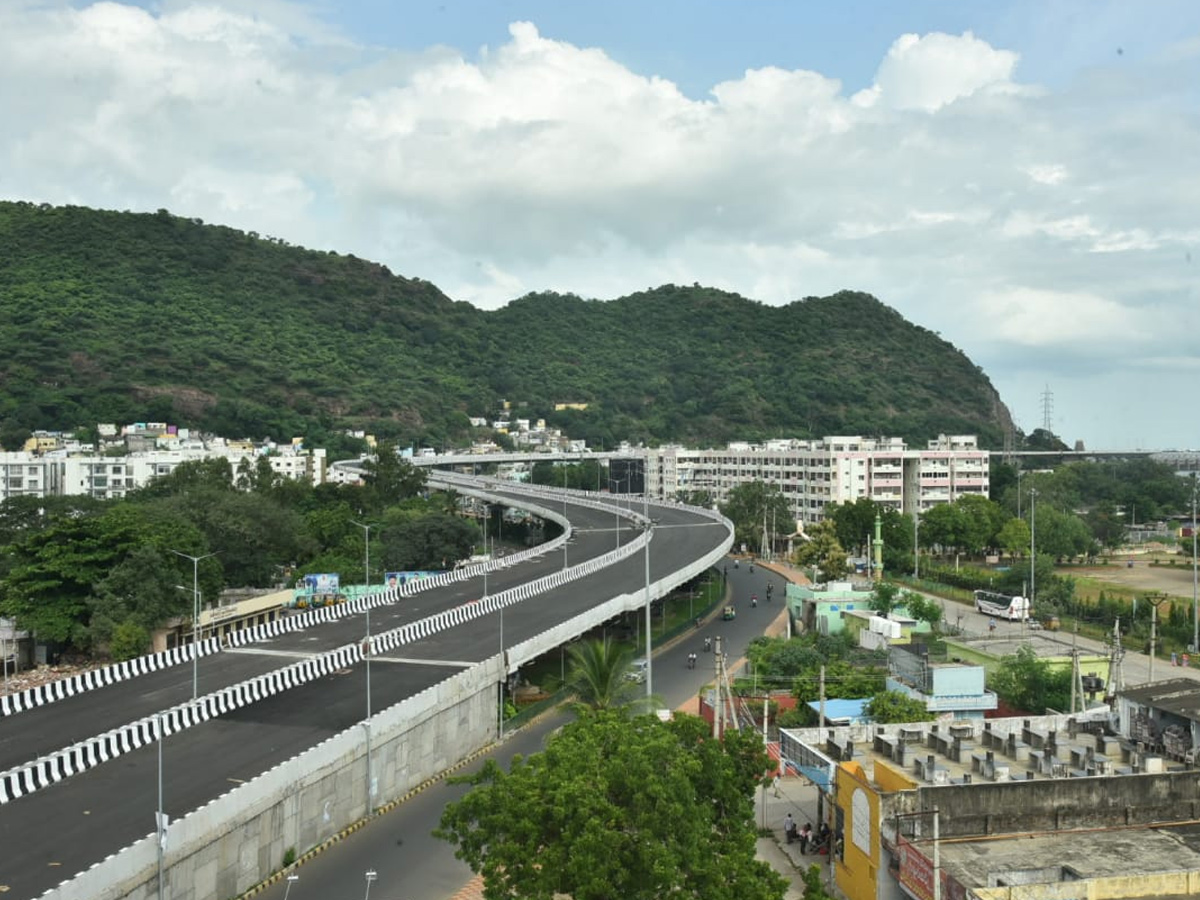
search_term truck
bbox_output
[973,590,1031,622]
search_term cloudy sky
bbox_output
[3,1,1198,451]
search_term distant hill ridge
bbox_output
[0,201,1013,449]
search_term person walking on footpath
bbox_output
[772,774,781,798]
[784,813,795,844]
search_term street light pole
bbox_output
[169,549,217,702]
[498,603,505,739]
[913,512,921,579]
[156,713,166,900]
[364,869,377,900]
[644,481,652,700]
[283,874,299,900]
[349,520,374,813]
[1029,488,1038,606]
[1191,476,1198,653]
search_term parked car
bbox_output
[625,659,649,683]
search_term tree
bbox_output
[1086,501,1127,551]
[868,581,901,618]
[901,592,943,631]
[361,441,427,508]
[435,710,789,900]
[864,690,933,724]
[720,481,791,555]
[379,511,477,571]
[988,646,1072,714]
[792,520,849,582]
[828,497,879,557]
[920,503,966,554]
[956,494,1006,554]
[562,638,642,712]
[997,518,1031,560]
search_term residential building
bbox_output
[641,434,989,525]
[782,706,1200,900]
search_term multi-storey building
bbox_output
[643,434,989,524]
[0,446,328,502]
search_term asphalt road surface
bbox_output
[247,560,789,900]
[0,491,729,900]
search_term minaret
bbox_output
[873,512,884,581]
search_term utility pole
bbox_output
[819,664,826,729]
[712,635,723,739]
[1105,617,1125,703]
[1191,476,1198,654]
[1149,593,1169,683]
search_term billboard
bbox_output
[384,571,439,589]
[302,573,340,595]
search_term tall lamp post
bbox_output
[1190,476,1198,653]
[363,869,377,900]
[913,511,921,579]
[1029,488,1038,606]
[643,456,653,700]
[156,712,165,900]
[349,520,375,813]
[169,549,217,702]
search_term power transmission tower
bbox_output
[1040,385,1054,433]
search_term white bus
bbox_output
[973,590,1031,622]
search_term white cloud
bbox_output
[853,31,1022,112]
[977,287,1148,347]
[0,3,1196,449]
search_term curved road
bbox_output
[0,489,729,899]
[248,561,790,900]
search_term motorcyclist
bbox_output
[751,594,758,607]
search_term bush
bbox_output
[282,847,296,868]
[109,622,149,661]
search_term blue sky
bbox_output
[4,1,1199,451]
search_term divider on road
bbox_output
[0,637,222,720]
[0,528,652,806]
[0,486,568,719]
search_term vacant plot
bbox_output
[1065,558,1197,603]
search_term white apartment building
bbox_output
[0,446,328,502]
[644,434,989,523]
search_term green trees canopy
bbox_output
[988,646,1072,714]
[864,690,933,724]
[720,481,791,554]
[435,710,788,900]
[791,520,849,581]
[0,202,1013,448]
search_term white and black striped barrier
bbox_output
[0,637,222,720]
[0,644,361,806]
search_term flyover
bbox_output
[0,478,732,900]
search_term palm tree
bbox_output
[563,638,661,713]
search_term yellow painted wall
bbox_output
[835,761,883,900]
[873,759,918,793]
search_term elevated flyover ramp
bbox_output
[0,480,731,900]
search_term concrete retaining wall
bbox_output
[41,659,500,900]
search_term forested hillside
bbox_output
[0,202,1013,448]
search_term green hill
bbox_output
[0,201,1013,449]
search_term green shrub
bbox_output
[109,622,149,661]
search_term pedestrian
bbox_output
[772,774,781,798]
[784,813,795,844]
[799,822,812,855]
